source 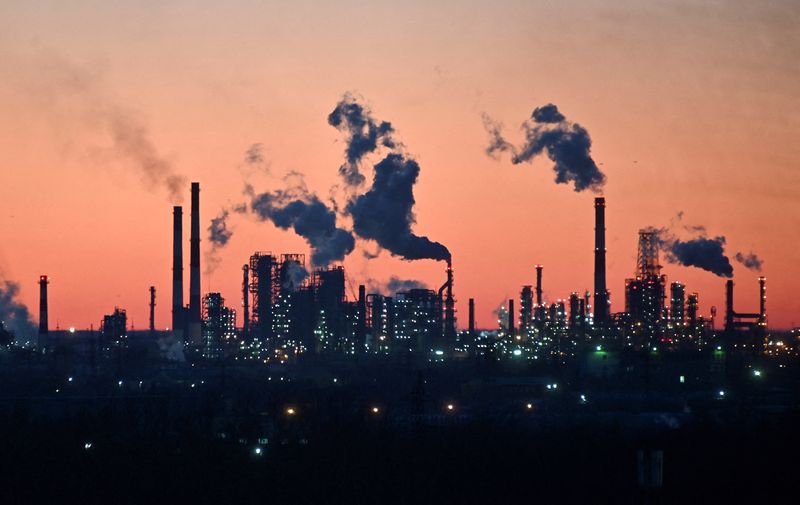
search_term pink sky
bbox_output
[0,1,798,331]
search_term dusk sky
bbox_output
[1,0,798,331]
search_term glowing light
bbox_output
[286,407,296,416]
[254,447,263,455]
[512,349,522,356]
[753,370,762,377]
[526,403,533,410]
[718,390,725,397]
[446,404,454,411]
[69,327,75,334]
[371,407,380,414]
[84,442,92,450]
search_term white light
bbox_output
[68,377,73,382]
[84,442,92,450]
[254,447,263,455]
[753,370,762,377]
[69,327,75,334]
[118,381,123,387]
[512,349,522,356]
[718,390,725,397]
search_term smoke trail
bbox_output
[105,111,186,202]
[328,94,397,186]
[0,280,36,346]
[346,153,451,262]
[245,143,265,165]
[247,177,355,268]
[735,252,764,272]
[6,51,186,202]
[204,209,235,275]
[482,103,605,192]
[655,227,734,278]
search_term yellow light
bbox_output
[371,407,380,414]
[526,403,533,410]
[446,404,454,411]
[286,407,296,416]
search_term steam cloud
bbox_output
[735,252,764,272]
[346,153,451,262]
[385,277,427,294]
[281,261,310,290]
[328,94,397,186]
[483,104,605,192]
[247,176,355,268]
[0,280,36,345]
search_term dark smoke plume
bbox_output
[655,225,734,278]
[735,252,764,272]
[483,103,605,192]
[247,180,355,268]
[0,280,36,345]
[328,94,397,186]
[346,153,450,262]
[209,210,233,247]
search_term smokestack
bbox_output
[38,275,49,339]
[758,276,767,326]
[508,299,515,337]
[594,197,609,324]
[468,298,475,336]
[357,284,367,351]
[439,259,456,342]
[172,206,184,334]
[149,286,156,333]
[725,279,734,332]
[242,264,250,341]
[535,265,543,307]
[189,182,201,344]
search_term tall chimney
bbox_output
[242,264,250,341]
[594,197,609,324]
[38,275,49,342]
[468,298,475,336]
[725,279,734,332]
[508,299,515,337]
[189,182,201,344]
[535,265,543,307]
[172,206,184,334]
[758,276,767,326]
[149,286,156,333]
[357,284,367,351]
[443,259,456,342]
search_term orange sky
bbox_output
[1,1,798,332]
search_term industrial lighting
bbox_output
[254,447,263,456]
[371,407,380,414]
[526,403,533,410]
[286,407,296,416]
[446,403,454,411]
[69,327,75,334]
[84,442,92,450]
[753,370,762,377]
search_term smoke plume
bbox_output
[204,209,235,275]
[655,225,734,278]
[735,252,764,272]
[7,51,186,202]
[0,280,36,346]
[247,176,355,268]
[483,103,605,192]
[328,94,397,186]
[346,153,451,262]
